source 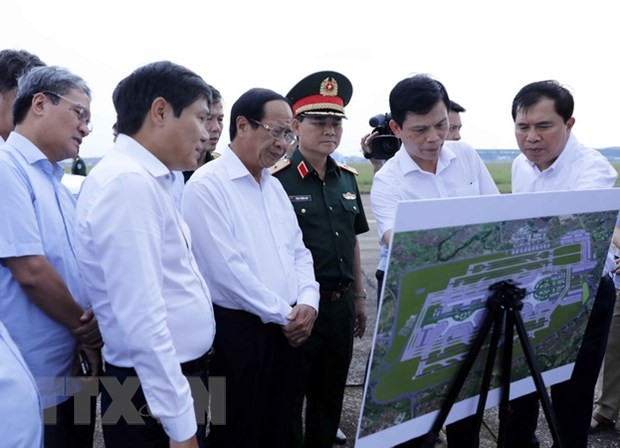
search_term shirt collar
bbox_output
[114,133,173,181]
[288,147,340,179]
[224,144,271,183]
[396,142,457,175]
[523,133,577,174]
[5,131,64,180]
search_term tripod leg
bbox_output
[496,308,515,448]
[512,310,564,448]
[469,308,505,448]
[420,301,501,448]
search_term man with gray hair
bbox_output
[0,65,101,447]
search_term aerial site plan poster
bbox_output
[356,189,620,448]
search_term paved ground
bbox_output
[94,193,620,447]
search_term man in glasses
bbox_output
[271,71,369,447]
[0,65,101,447]
[183,87,319,448]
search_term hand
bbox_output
[282,304,317,347]
[72,308,103,349]
[613,257,620,274]
[170,435,199,448]
[354,298,368,338]
[360,132,378,155]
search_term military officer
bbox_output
[272,71,369,448]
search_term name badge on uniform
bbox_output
[289,195,312,202]
[342,192,356,200]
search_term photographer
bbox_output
[360,114,398,174]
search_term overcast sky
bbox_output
[5,0,619,158]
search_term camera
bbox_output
[365,113,401,160]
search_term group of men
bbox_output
[364,76,617,448]
[0,49,368,448]
[0,45,618,448]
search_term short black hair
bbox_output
[511,80,574,123]
[112,61,212,136]
[0,49,45,94]
[449,100,466,113]
[229,88,288,141]
[389,74,450,127]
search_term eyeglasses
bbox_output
[250,118,297,147]
[43,91,93,133]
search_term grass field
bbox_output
[350,161,620,194]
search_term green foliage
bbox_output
[352,160,620,194]
[349,162,374,193]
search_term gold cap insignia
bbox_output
[320,77,338,97]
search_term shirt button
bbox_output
[301,208,306,214]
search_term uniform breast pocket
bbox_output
[453,181,480,197]
[339,197,360,217]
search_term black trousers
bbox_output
[290,293,355,448]
[205,305,302,448]
[43,390,96,448]
[101,362,208,448]
[502,274,616,448]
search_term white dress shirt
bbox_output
[74,134,215,442]
[511,133,617,192]
[0,132,87,408]
[182,148,319,326]
[0,321,43,447]
[512,133,618,274]
[371,140,499,246]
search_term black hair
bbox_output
[112,61,212,136]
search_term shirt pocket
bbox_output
[453,180,480,197]
[291,199,319,222]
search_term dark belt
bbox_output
[181,347,214,375]
[319,281,352,301]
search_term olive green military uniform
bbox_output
[273,148,369,448]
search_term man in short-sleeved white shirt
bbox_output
[505,80,618,448]
[372,138,498,245]
[0,66,101,447]
[369,74,499,448]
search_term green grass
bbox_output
[351,161,620,194]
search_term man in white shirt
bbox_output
[505,80,618,448]
[369,74,499,448]
[183,87,319,448]
[74,61,215,448]
[0,65,101,447]
[0,320,43,447]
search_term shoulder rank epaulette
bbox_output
[337,161,358,176]
[270,158,291,175]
